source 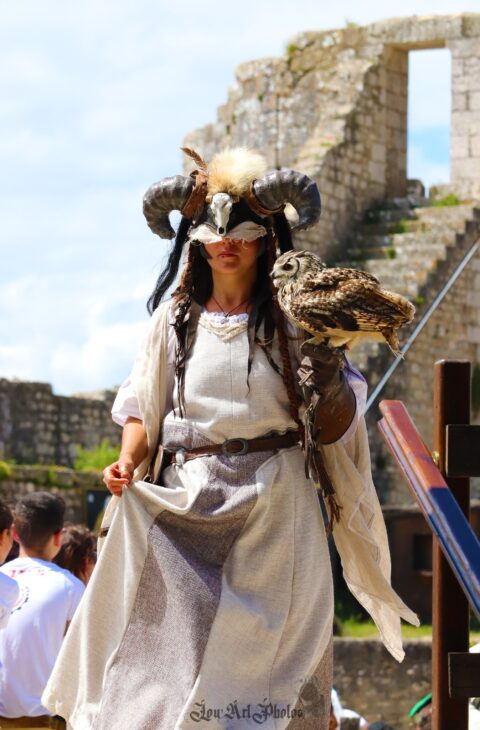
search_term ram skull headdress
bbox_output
[142,147,321,239]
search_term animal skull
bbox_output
[209,193,233,235]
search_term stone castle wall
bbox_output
[363,212,480,503]
[0,465,101,523]
[334,638,431,730]
[0,379,120,468]
[185,14,480,260]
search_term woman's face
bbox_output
[204,237,262,277]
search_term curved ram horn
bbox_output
[252,169,321,230]
[143,175,195,239]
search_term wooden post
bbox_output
[432,361,470,730]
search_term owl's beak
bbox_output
[270,270,280,288]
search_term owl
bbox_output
[272,250,415,355]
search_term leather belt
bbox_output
[168,431,300,466]
[0,718,65,729]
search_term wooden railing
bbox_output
[377,360,480,730]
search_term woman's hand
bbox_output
[103,458,134,497]
[103,417,148,496]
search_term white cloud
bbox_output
[1,0,475,393]
[408,144,450,191]
[408,49,451,130]
[0,269,160,393]
[50,321,147,394]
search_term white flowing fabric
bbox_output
[43,299,418,730]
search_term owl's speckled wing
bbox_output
[277,266,415,351]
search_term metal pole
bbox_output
[365,239,480,413]
[432,360,470,730]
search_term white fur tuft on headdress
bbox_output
[207,147,268,197]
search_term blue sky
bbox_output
[0,1,476,394]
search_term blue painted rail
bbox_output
[378,399,480,620]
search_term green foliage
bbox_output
[45,469,59,486]
[390,219,410,234]
[285,42,298,58]
[0,461,13,480]
[386,246,396,260]
[257,92,264,102]
[471,608,480,632]
[344,18,359,27]
[335,586,369,624]
[472,363,480,414]
[413,294,425,306]
[432,193,460,207]
[340,618,435,639]
[73,439,120,472]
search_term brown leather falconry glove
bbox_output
[298,340,356,525]
[298,341,356,445]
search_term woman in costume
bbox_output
[43,148,417,730]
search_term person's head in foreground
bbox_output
[0,500,14,564]
[54,524,97,585]
[13,492,65,561]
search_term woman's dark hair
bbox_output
[147,216,191,314]
[146,210,303,437]
[0,499,13,533]
[54,524,97,581]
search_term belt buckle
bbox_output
[221,438,249,456]
[174,447,186,466]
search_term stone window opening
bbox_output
[407,48,452,198]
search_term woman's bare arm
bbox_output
[103,416,148,496]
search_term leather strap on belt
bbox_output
[0,717,65,729]
[169,431,300,465]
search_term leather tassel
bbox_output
[303,399,341,530]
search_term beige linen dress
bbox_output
[43,302,418,730]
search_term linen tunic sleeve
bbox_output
[111,377,142,427]
[340,362,367,445]
[111,319,177,427]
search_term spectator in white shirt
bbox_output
[0,499,18,630]
[0,492,84,724]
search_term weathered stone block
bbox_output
[452,37,480,56]
[372,143,387,164]
[451,134,469,159]
[470,136,480,157]
[453,157,480,180]
[452,109,480,135]
[469,90,480,110]
[452,92,467,112]
[368,161,386,184]
[468,326,480,344]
